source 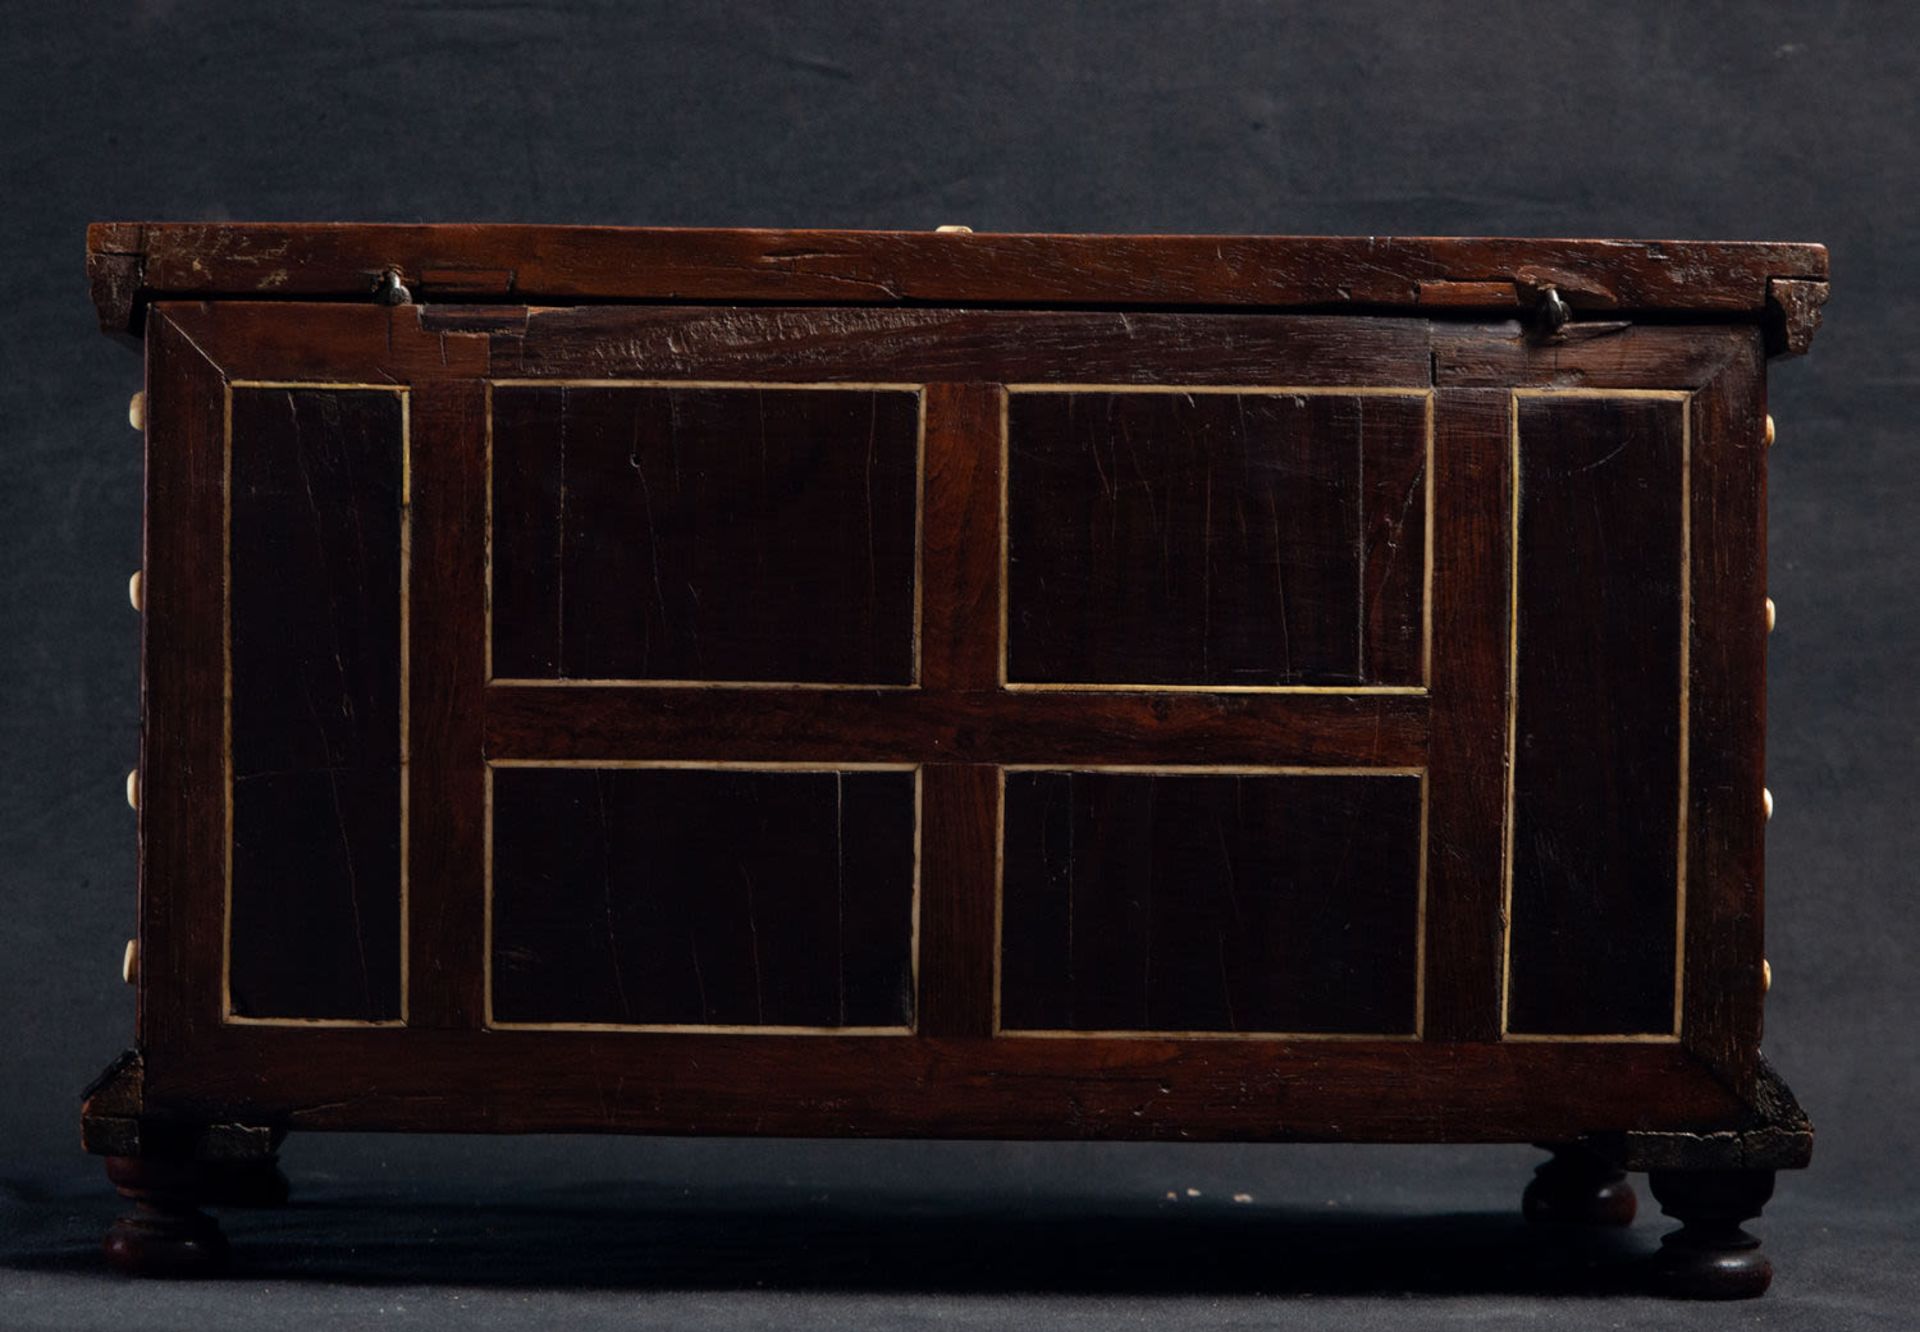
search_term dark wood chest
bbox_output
[82,224,1826,1296]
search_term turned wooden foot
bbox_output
[102,1156,229,1276]
[1647,1169,1775,1299]
[1523,1144,1637,1227]
[199,1156,291,1208]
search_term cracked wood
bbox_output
[227,386,404,1022]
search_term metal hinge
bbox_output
[372,266,412,306]
[1535,285,1571,332]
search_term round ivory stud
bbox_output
[1765,597,1775,633]
[128,391,146,432]
[1764,414,1776,447]
[125,769,139,811]
[1761,958,1772,994]
[1762,787,1774,821]
[128,570,143,613]
[122,939,139,986]
[934,224,973,234]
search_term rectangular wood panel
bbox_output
[405,378,492,1030]
[1506,393,1687,1036]
[916,764,999,1038]
[226,386,406,1023]
[1680,341,1768,1087]
[1422,390,1512,1042]
[147,1021,1754,1144]
[483,685,1429,768]
[919,383,1003,692]
[495,308,1436,385]
[489,383,922,685]
[1004,390,1428,688]
[489,765,918,1030]
[998,770,1423,1035]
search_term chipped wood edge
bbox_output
[1576,1058,1813,1172]
[80,1049,287,1160]
[1765,278,1830,357]
[86,222,147,337]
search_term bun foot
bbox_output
[1523,1145,1637,1227]
[101,1156,230,1277]
[1647,1169,1776,1299]
[104,1201,229,1276]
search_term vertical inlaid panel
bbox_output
[1004,390,1428,688]
[489,383,922,685]
[227,386,406,1022]
[1506,393,1687,1037]
[998,770,1424,1035]
[489,765,918,1030]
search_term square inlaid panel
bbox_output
[1004,389,1430,689]
[489,765,919,1031]
[489,383,922,685]
[998,769,1425,1036]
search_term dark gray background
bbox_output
[3,1,1915,1327]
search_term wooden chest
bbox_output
[82,224,1826,1297]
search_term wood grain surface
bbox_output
[1505,394,1688,1037]
[110,289,1797,1155]
[489,765,917,1030]
[225,387,406,1023]
[88,223,1828,336]
[1005,389,1428,688]
[999,770,1423,1035]
[489,382,921,685]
